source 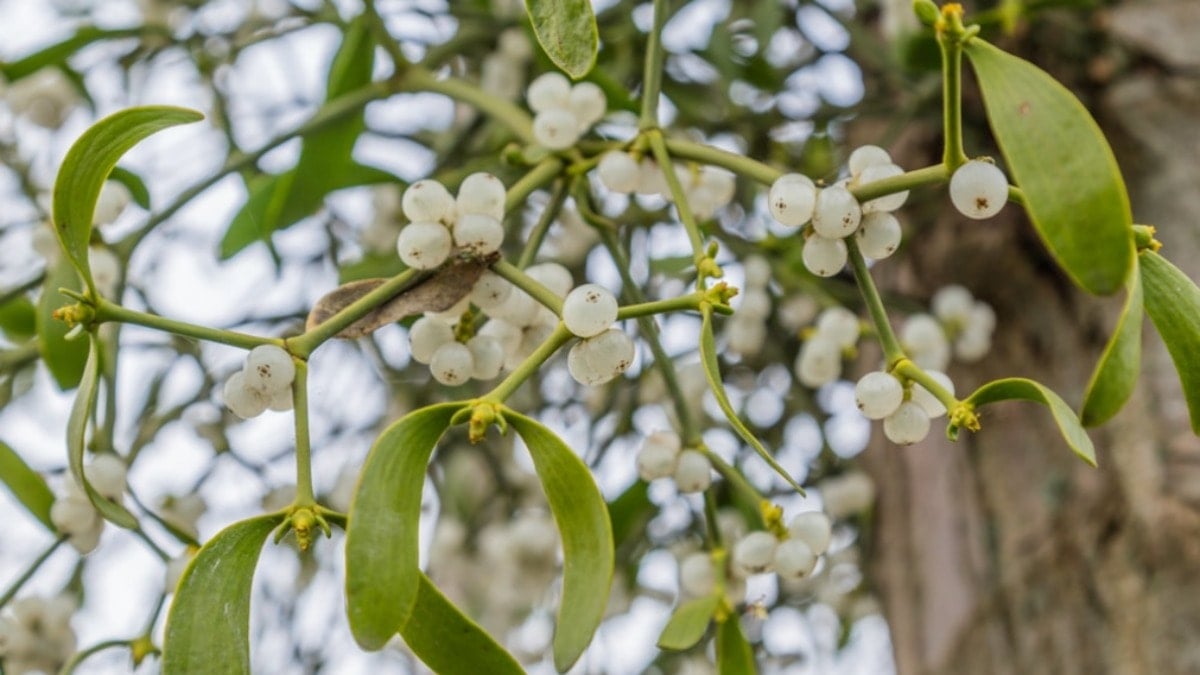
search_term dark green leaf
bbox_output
[1140,250,1200,434]
[607,479,651,551]
[0,441,56,531]
[36,259,88,389]
[398,573,524,674]
[657,595,720,650]
[162,514,285,675]
[1081,268,1143,426]
[107,166,152,210]
[700,308,804,494]
[525,0,599,79]
[0,296,37,342]
[66,338,138,528]
[953,377,1097,466]
[964,38,1133,295]
[52,106,203,289]
[507,409,614,672]
[716,617,756,675]
[345,403,462,650]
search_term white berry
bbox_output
[679,553,716,597]
[768,173,817,227]
[452,213,504,256]
[802,235,848,277]
[742,255,772,288]
[430,342,473,386]
[568,328,635,386]
[673,450,712,493]
[562,284,619,338]
[568,81,607,128]
[468,334,505,380]
[932,284,975,325]
[883,401,931,445]
[796,336,842,388]
[733,531,778,576]
[816,307,860,348]
[401,180,455,223]
[787,512,832,555]
[855,371,904,420]
[455,172,506,220]
[848,145,892,176]
[409,317,455,364]
[469,270,513,310]
[597,151,640,194]
[773,539,817,580]
[526,72,571,112]
[901,314,950,371]
[811,185,862,239]
[949,160,1008,219]
[243,345,295,394]
[397,221,452,270]
[85,454,127,502]
[636,431,683,481]
[857,163,908,213]
[526,262,574,298]
[911,370,955,418]
[533,108,582,150]
[857,212,902,259]
[223,372,268,419]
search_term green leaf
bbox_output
[344,403,462,650]
[964,38,1133,295]
[1081,268,1143,426]
[607,479,652,551]
[398,574,524,674]
[338,251,407,284]
[953,377,1097,466]
[52,106,203,289]
[715,617,756,674]
[66,338,138,529]
[107,166,152,210]
[524,0,599,79]
[0,27,141,81]
[1140,250,1200,434]
[507,409,614,672]
[0,296,37,342]
[700,308,805,494]
[36,259,88,389]
[162,513,285,675]
[657,595,720,651]
[0,441,56,531]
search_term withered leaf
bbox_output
[306,256,493,338]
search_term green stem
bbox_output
[701,448,766,516]
[0,537,65,608]
[516,180,569,269]
[58,639,132,675]
[288,268,420,357]
[93,299,277,351]
[703,490,723,547]
[616,294,704,320]
[845,237,905,364]
[483,323,572,403]
[490,260,564,315]
[937,6,969,170]
[639,0,668,130]
[646,131,705,264]
[664,138,781,185]
[403,67,535,143]
[894,358,960,411]
[292,359,315,504]
[361,0,410,72]
[850,163,949,202]
[505,157,564,214]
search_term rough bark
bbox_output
[857,3,1200,673]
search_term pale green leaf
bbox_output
[716,617,756,674]
[952,377,1097,466]
[0,295,37,342]
[35,260,88,389]
[964,38,1133,295]
[398,573,524,674]
[0,441,56,531]
[524,0,599,79]
[657,595,720,651]
[1081,267,1143,426]
[162,514,285,675]
[507,409,614,672]
[1140,250,1200,434]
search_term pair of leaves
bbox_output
[344,404,614,672]
[964,38,1134,296]
[658,598,755,673]
[524,0,598,79]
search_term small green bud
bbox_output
[913,0,940,27]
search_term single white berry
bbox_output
[883,401,931,445]
[773,539,818,580]
[568,81,607,128]
[848,145,892,176]
[533,108,582,150]
[409,317,455,364]
[932,285,975,325]
[397,221,452,270]
[526,262,574,298]
[401,179,455,223]
[50,495,102,553]
[468,334,505,380]
[901,314,950,371]
[94,181,131,225]
[562,284,619,338]
[430,342,474,386]
[452,213,504,256]
[597,151,640,194]
[89,247,121,297]
[796,335,842,388]
[737,288,771,320]
[568,328,635,386]
[267,385,293,412]
[490,288,540,326]
[857,212,903,259]
[727,316,767,357]
[243,345,295,394]
[636,158,669,196]
[673,450,712,493]
[955,325,992,362]
[85,454,127,502]
[636,436,681,481]
[742,255,772,288]
[811,185,862,239]
[478,319,522,357]
[679,553,716,597]
[526,72,571,112]
[819,472,876,519]
[778,295,819,332]
[802,235,848,277]
[455,172,506,220]
[768,173,817,227]
[223,372,268,419]
[787,512,832,555]
[855,371,904,420]
[949,160,1008,219]
[816,307,860,348]
[970,301,997,334]
[911,370,955,418]
[696,167,736,209]
[469,271,513,310]
[733,531,778,576]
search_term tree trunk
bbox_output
[859,4,1200,673]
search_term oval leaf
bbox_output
[525,0,599,79]
[345,402,462,650]
[507,409,614,672]
[1140,250,1200,434]
[52,106,203,289]
[1081,268,1143,426]
[954,377,1096,466]
[964,38,1133,295]
[700,308,804,494]
[36,259,88,389]
[162,514,285,675]
[0,295,37,342]
[0,441,56,531]
[398,573,524,674]
[658,595,720,651]
[716,617,756,675]
[66,338,138,528]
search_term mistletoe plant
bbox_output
[1,0,1199,673]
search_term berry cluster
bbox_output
[634,430,714,493]
[730,511,832,581]
[221,345,295,419]
[409,313,504,386]
[527,72,607,150]
[853,369,954,446]
[562,284,636,386]
[596,151,737,219]
[397,173,507,270]
[0,595,78,674]
[49,454,127,554]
